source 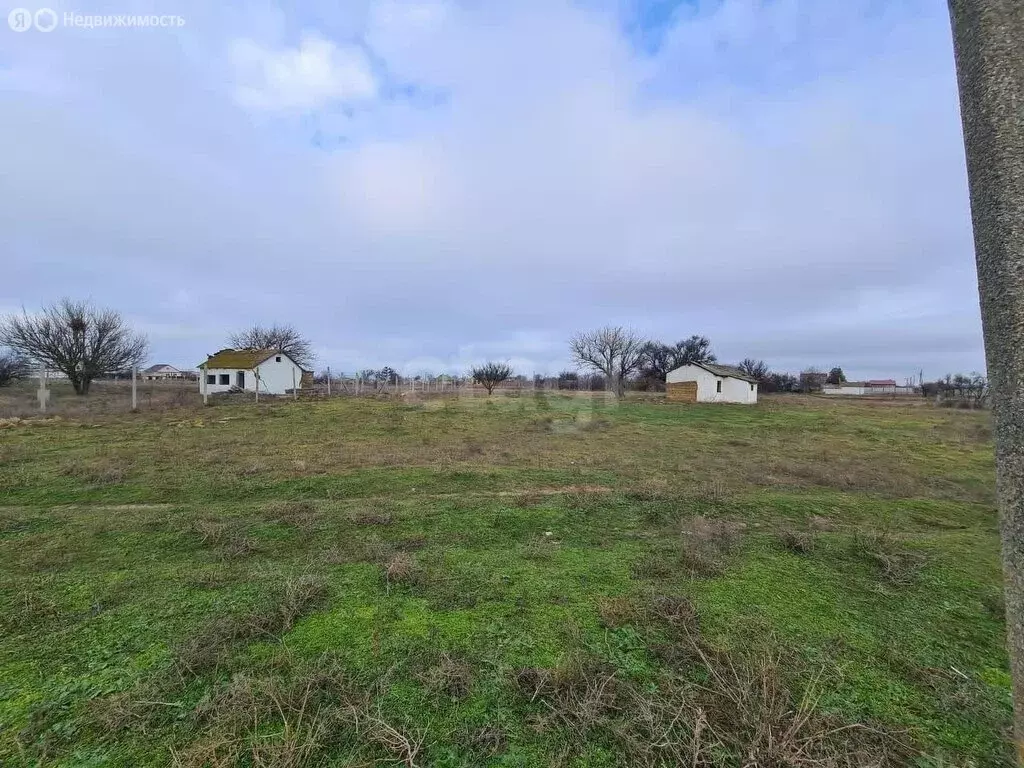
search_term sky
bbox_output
[0,0,985,381]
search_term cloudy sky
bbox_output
[0,0,984,380]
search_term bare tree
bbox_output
[229,323,314,369]
[0,299,148,395]
[0,349,29,387]
[640,336,717,387]
[570,326,646,398]
[948,0,1024,743]
[738,358,769,382]
[471,361,513,395]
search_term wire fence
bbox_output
[0,370,621,420]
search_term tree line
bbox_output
[0,301,986,403]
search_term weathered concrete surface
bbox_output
[948,0,1024,756]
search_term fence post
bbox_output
[327,366,331,397]
[131,366,138,411]
[37,365,49,414]
[292,367,298,400]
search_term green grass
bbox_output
[0,393,1011,765]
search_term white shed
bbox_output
[665,363,758,404]
[198,348,309,396]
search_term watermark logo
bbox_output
[8,8,185,32]
[34,8,57,31]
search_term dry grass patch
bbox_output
[350,509,395,526]
[777,527,816,555]
[2,587,60,634]
[850,530,928,587]
[514,635,911,767]
[460,725,506,758]
[417,652,473,699]
[384,552,421,590]
[263,500,323,532]
[522,534,559,561]
[59,459,129,486]
[364,712,427,767]
[677,515,743,578]
[597,595,638,628]
[186,518,260,560]
[173,658,358,768]
[172,576,329,679]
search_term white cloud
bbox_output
[229,33,376,112]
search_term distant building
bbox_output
[666,363,758,404]
[198,348,310,396]
[142,364,186,381]
[822,379,915,396]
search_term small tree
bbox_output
[762,371,799,393]
[571,326,646,398]
[738,358,769,382]
[826,367,847,385]
[471,361,513,395]
[229,323,314,369]
[0,349,29,387]
[0,299,148,395]
[557,371,579,390]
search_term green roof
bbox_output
[198,348,278,369]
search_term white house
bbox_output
[142,364,186,381]
[198,349,309,396]
[666,362,758,404]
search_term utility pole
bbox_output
[947,0,1024,754]
[131,366,137,411]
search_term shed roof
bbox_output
[198,348,280,369]
[672,362,758,383]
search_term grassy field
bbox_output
[0,392,1011,766]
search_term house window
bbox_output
[206,374,215,385]
[276,356,281,362]
[750,383,755,391]
[716,381,722,393]
[219,374,230,385]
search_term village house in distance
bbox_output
[198,349,310,396]
[665,362,758,404]
[822,379,916,396]
[141,364,188,381]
